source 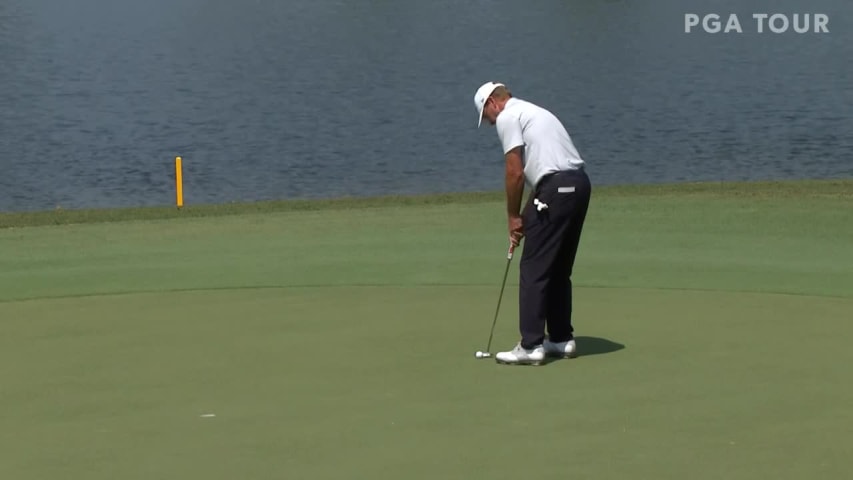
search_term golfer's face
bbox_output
[482,97,498,125]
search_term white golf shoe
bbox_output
[543,338,578,358]
[495,343,546,366]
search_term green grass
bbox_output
[1,179,852,479]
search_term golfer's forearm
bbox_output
[505,173,524,217]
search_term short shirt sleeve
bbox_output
[496,111,524,155]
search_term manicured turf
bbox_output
[1,180,852,479]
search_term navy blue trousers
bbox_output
[518,168,592,349]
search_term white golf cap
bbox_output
[474,81,505,127]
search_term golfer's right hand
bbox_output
[508,215,524,247]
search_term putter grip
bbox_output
[507,245,514,260]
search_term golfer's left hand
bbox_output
[508,215,524,247]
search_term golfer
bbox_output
[474,81,592,365]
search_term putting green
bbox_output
[1,287,851,479]
[1,181,851,479]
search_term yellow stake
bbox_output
[175,156,184,208]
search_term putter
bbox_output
[476,243,515,359]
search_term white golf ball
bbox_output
[475,351,484,358]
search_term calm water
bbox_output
[1,0,852,212]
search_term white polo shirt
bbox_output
[495,97,585,188]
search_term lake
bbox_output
[1,0,851,211]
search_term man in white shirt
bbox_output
[474,81,592,365]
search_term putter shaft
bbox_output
[485,245,515,353]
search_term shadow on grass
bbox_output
[576,336,625,357]
[540,336,626,365]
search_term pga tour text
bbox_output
[685,13,829,34]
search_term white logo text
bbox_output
[685,14,830,34]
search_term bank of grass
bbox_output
[2,178,851,229]
[0,191,504,229]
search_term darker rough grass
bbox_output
[1,179,851,229]
[595,178,853,198]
